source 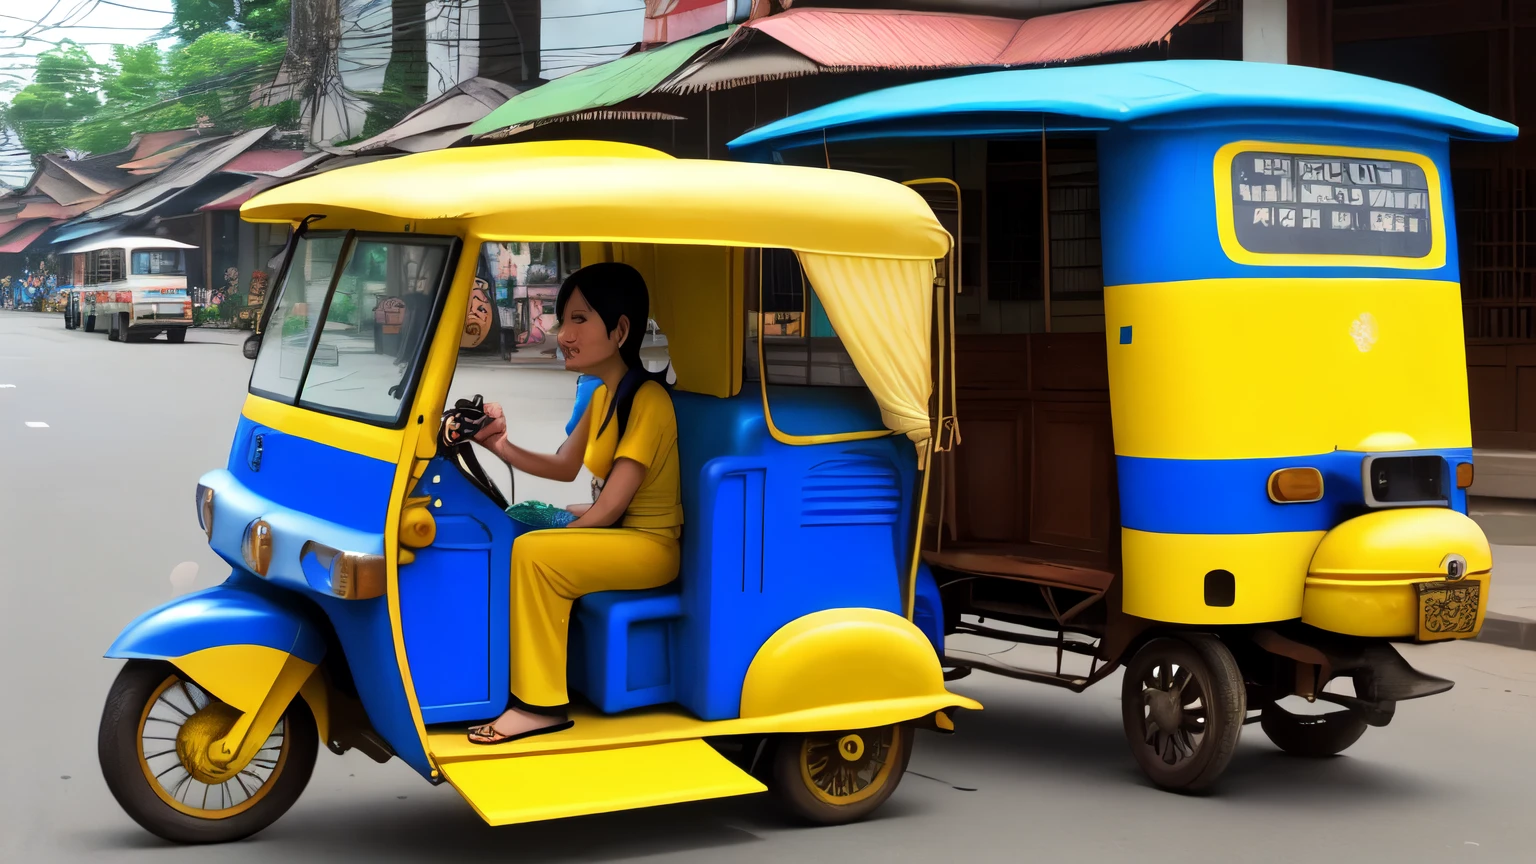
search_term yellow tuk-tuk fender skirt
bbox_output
[1303,508,1492,638]
[438,739,766,827]
[167,644,318,773]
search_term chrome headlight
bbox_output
[195,484,215,539]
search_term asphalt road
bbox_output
[2,309,1535,863]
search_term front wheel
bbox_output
[768,723,912,825]
[98,660,317,844]
[1121,635,1246,794]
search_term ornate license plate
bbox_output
[1415,580,1480,641]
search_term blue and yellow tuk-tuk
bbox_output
[95,140,979,843]
[730,60,1519,792]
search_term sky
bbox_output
[0,0,645,187]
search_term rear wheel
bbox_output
[167,328,187,344]
[1121,635,1246,794]
[107,313,120,341]
[85,313,96,333]
[98,660,317,844]
[768,723,912,825]
[1260,682,1370,758]
[119,314,139,343]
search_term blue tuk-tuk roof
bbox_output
[727,60,1519,156]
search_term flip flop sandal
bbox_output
[466,719,575,746]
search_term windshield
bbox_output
[131,249,186,276]
[249,231,456,426]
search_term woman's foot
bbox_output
[467,706,571,745]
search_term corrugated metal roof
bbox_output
[220,149,312,175]
[467,27,735,136]
[763,1,1207,68]
[999,0,1208,65]
[0,219,55,254]
[684,0,1210,82]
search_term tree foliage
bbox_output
[5,42,102,157]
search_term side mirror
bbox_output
[242,334,261,360]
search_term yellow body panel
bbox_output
[739,608,954,717]
[1212,141,1446,270]
[1303,507,1492,638]
[1104,278,1471,459]
[170,644,299,714]
[1121,529,1325,623]
[428,694,980,764]
[438,739,765,827]
[242,394,401,463]
[1301,571,1490,638]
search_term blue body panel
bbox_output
[727,60,1518,158]
[198,415,432,778]
[397,454,518,724]
[1097,125,1458,285]
[667,387,919,720]
[106,581,328,665]
[1117,448,1473,535]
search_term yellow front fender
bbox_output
[739,608,981,726]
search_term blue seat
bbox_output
[567,585,683,713]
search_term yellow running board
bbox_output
[438,739,767,826]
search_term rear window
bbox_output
[1229,150,1434,258]
[131,249,186,276]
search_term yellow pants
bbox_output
[509,527,679,709]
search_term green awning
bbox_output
[468,27,736,136]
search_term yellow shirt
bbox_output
[583,380,683,539]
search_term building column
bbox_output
[1243,0,1289,63]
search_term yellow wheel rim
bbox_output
[799,726,901,806]
[136,675,289,820]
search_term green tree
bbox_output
[166,31,289,132]
[238,0,291,42]
[5,42,101,156]
[68,45,172,155]
[167,0,238,43]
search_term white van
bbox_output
[63,236,195,343]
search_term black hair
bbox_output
[555,261,671,441]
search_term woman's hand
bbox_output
[473,402,507,445]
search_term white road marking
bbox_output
[25,422,48,428]
[0,384,15,388]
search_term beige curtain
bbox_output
[796,253,935,450]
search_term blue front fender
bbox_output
[107,582,328,665]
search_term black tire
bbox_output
[167,328,187,344]
[98,660,318,844]
[119,314,138,343]
[768,723,912,825]
[1260,700,1369,758]
[85,313,97,333]
[1121,635,1246,794]
[108,313,120,341]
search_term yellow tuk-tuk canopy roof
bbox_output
[240,140,951,261]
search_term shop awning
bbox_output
[663,0,1212,91]
[467,26,736,137]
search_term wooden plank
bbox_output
[1029,332,1109,391]
[923,549,1114,594]
[952,406,1029,544]
[1030,401,1113,553]
[1469,365,1516,432]
[1333,0,1505,43]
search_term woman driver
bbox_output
[466,262,682,744]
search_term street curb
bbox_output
[1477,613,1536,652]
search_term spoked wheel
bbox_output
[1121,635,1246,794]
[769,724,912,825]
[98,660,317,844]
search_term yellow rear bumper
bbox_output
[1302,508,1492,640]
